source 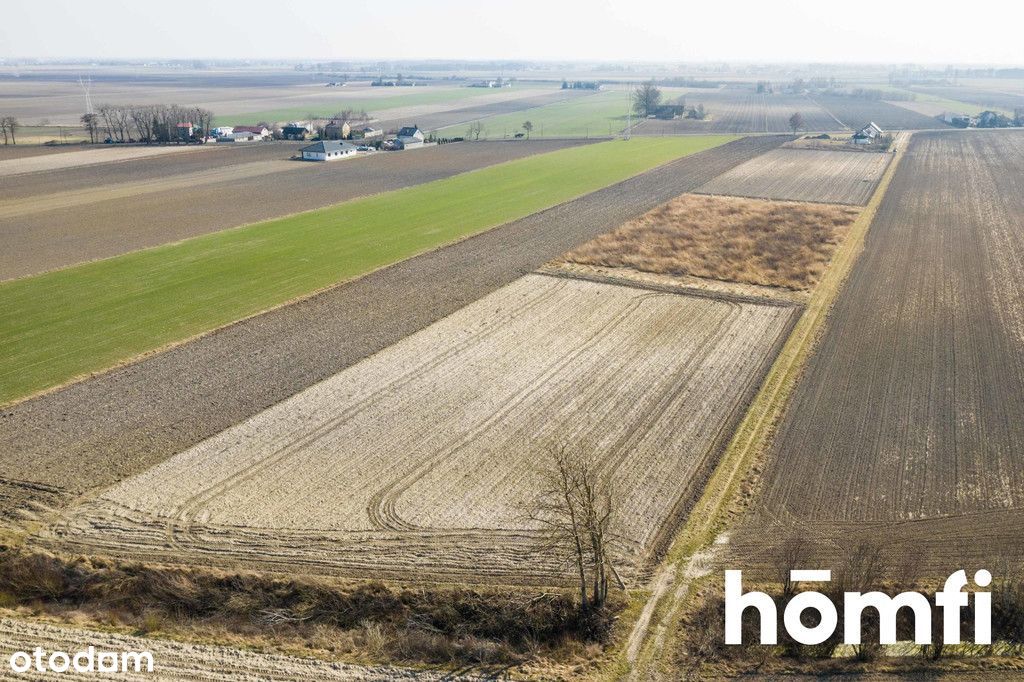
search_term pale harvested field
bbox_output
[49,275,798,582]
[374,89,590,133]
[1,140,590,279]
[562,194,858,291]
[811,95,948,130]
[0,145,92,160]
[0,144,209,177]
[695,147,892,205]
[0,136,788,528]
[0,617,462,681]
[731,130,1024,575]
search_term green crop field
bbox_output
[437,89,635,138]
[215,87,524,126]
[0,135,736,405]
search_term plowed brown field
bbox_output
[731,130,1024,574]
[47,275,798,583]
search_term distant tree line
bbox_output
[561,80,601,90]
[92,104,215,144]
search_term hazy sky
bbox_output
[2,0,1022,64]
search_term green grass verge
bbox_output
[437,89,634,138]
[0,135,736,405]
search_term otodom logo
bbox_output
[8,646,154,674]
[725,569,992,646]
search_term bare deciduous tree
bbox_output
[1,116,19,144]
[81,113,100,144]
[522,120,534,139]
[527,444,620,612]
[788,111,804,134]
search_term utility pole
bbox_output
[625,82,632,140]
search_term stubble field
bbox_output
[695,147,892,205]
[731,130,1024,573]
[48,274,799,582]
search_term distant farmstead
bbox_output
[300,140,360,161]
[852,121,884,144]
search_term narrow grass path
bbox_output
[0,136,735,406]
[616,133,913,681]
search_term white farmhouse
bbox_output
[299,140,360,161]
[396,125,425,149]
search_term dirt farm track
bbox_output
[0,136,789,542]
[731,130,1024,573]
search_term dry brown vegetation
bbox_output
[0,548,620,671]
[562,194,858,291]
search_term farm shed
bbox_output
[396,125,425,148]
[300,140,360,161]
[352,126,382,140]
[231,125,271,140]
[652,104,687,119]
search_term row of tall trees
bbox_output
[93,104,214,144]
[0,116,19,144]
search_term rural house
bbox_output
[282,122,313,140]
[324,120,351,140]
[175,122,194,141]
[300,140,360,161]
[852,121,884,144]
[396,125,425,149]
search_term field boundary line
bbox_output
[615,131,913,681]
[534,269,802,309]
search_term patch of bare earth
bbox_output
[559,193,858,293]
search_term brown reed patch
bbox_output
[562,194,859,291]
